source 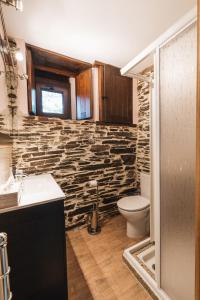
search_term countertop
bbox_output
[0,174,65,214]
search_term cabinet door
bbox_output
[0,201,68,300]
[101,65,133,124]
[76,68,93,120]
[26,48,36,115]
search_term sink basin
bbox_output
[0,174,65,212]
[20,174,65,205]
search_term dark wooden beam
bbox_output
[34,64,76,78]
[26,43,92,74]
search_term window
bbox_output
[35,71,71,119]
[26,44,93,120]
[41,89,64,114]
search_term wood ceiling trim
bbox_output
[34,64,76,78]
[26,43,92,75]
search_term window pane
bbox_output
[41,90,64,114]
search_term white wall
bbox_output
[15,38,28,116]
[0,145,12,185]
[3,0,195,67]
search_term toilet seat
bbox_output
[117,196,150,212]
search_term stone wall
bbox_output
[11,116,138,229]
[136,69,153,184]
[0,67,152,230]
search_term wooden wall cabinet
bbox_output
[98,64,133,124]
[26,44,133,124]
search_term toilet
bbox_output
[117,172,150,238]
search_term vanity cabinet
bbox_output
[0,200,67,300]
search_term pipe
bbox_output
[0,233,12,300]
[131,72,153,83]
[0,2,16,74]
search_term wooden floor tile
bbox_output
[68,215,152,300]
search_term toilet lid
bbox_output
[117,196,150,212]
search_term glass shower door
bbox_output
[160,23,196,300]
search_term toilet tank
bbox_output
[140,172,150,199]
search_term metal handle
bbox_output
[0,233,12,300]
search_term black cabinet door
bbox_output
[0,201,67,300]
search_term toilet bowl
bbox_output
[117,173,150,238]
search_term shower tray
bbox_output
[136,244,155,277]
[123,238,170,300]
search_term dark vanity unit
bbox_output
[0,174,67,300]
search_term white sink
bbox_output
[0,174,65,213]
[20,174,65,205]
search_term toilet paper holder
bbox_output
[87,180,101,235]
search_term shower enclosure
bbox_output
[159,23,196,300]
[121,7,197,300]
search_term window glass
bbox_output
[41,90,64,114]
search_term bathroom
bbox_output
[0,1,199,300]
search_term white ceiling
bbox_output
[3,0,196,67]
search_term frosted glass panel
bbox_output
[41,90,64,114]
[160,24,196,300]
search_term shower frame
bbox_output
[196,2,200,299]
[121,7,197,300]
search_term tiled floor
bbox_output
[67,215,152,300]
[67,239,93,300]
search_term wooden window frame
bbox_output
[35,77,71,119]
[26,44,93,118]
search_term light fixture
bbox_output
[0,0,23,12]
[15,0,23,12]
[0,0,26,125]
[15,49,23,61]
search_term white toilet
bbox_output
[117,172,150,238]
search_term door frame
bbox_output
[153,14,197,292]
[121,6,198,298]
[196,3,200,300]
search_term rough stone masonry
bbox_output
[0,71,151,230]
[136,69,152,184]
[11,117,138,229]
